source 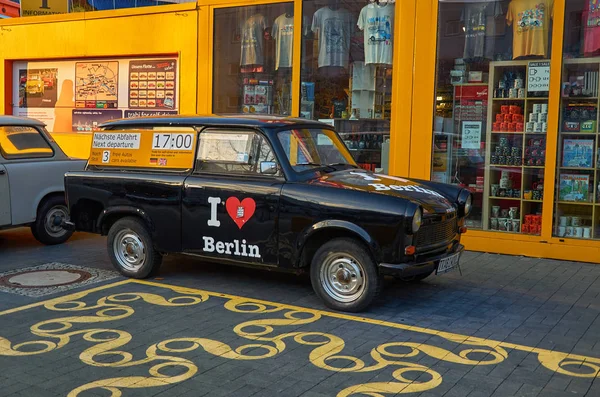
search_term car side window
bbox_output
[0,126,53,160]
[195,129,279,176]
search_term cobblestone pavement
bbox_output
[1,228,600,397]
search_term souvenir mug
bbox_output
[490,218,499,230]
[572,216,581,227]
[532,215,542,225]
[525,214,533,224]
[574,227,583,238]
[498,218,508,231]
[559,216,568,226]
[584,227,592,238]
[566,226,574,237]
[558,226,566,237]
[522,224,530,233]
[492,206,500,217]
[491,184,499,196]
[524,190,533,200]
[512,219,521,232]
[513,189,521,198]
[509,207,519,219]
[501,209,509,218]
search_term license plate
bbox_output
[436,252,460,275]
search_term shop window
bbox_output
[213,3,294,116]
[431,0,553,233]
[299,0,394,173]
[0,126,53,159]
[554,0,600,240]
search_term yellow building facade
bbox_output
[2,0,600,263]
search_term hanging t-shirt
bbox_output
[507,0,554,59]
[462,1,502,60]
[583,0,600,56]
[272,14,294,70]
[240,14,267,66]
[352,61,376,91]
[357,3,394,65]
[311,7,355,69]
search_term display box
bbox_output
[559,174,590,202]
[562,139,594,168]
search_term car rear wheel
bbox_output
[310,237,382,312]
[31,196,73,245]
[107,217,162,278]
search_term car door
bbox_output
[0,125,63,226]
[0,163,10,226]
[182,128,284,266]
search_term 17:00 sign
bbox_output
[152,133,195,151]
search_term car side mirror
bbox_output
[260,161,278,175]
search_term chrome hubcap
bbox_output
[320,254,365,303]
[44,206,68,238]
[113,229,146,272]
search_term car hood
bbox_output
[309,169,457,214]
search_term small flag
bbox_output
[159,158,167,166]
[150,158,158,164]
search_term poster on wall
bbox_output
[72,110,123,132]
[18,68,58,108]
[75,61,119,109]
[12,57,179,134]
[128,60,177,110]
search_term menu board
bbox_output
[128,60,177,110]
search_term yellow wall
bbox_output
[0,3,199,159]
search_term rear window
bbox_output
[0,126,53,160]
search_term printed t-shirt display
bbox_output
[461,1,503,60]
[241,14,267,66]
[583,0,600,56]
[507,0,554,59]
[357,3,394,65]
[311,6,355,69]
[272,13,294,70]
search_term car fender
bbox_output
[28,188,65,223]
[97,206,155,234]
[297,220,382,265]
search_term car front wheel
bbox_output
[310,238,382,312]
[107,217,162,278]
[31,196,73,245]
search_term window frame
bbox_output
[0,126,55,161]
[193,127,283,178]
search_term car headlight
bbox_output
[412,207,422,233]
[465,195,472,216]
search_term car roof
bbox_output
[100,115,329,129]
[0,116,46,127]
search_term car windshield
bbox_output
[278,128,356,172]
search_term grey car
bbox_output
[0,116,86,244]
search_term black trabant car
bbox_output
[64,116,471,312]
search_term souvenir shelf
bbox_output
[554,57,600,239]
[482,60,550,235]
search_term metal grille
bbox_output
[414,218,457,248]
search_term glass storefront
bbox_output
[555,0,600,240]
[213,3,294,116]
[299,0,395,172]
[431,0,553,234]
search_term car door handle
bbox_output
[0,170,5,175]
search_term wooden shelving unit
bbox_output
[483,60,548,234]
[554,57,600,238]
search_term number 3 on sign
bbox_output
[102,150,110,163]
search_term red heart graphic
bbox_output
[225,197,256,229]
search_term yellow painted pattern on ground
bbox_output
[0,279,598,397]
